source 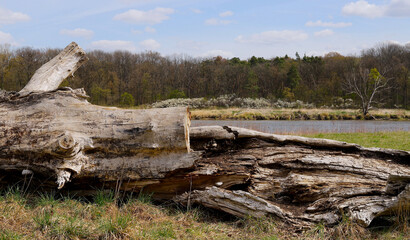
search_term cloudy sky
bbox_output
[0,0,409,59]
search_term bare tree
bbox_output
[344,64,390,115]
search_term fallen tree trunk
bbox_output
[0,89,191,189]
[0,42,409,228]
[180,126,409,227]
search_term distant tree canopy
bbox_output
[0,43,409,109]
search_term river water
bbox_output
[191,120,410,134]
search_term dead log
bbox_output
[180,126,410,227]
[0,88,191,188]
[1,42,409,228]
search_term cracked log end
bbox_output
[19,42,88,94]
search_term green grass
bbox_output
[0,191,407,240]
[93,190,115,206]
[302,131,410,151]
[0,229,22,240]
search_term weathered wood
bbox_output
[0,89,191,188]
[19,42,87,94]
[181,126,410,227]
[1,43,409,229]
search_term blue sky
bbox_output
[0,0,409,59]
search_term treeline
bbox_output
[0,43,409,109]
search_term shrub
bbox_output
[167,89,186,99]
[120,92,135,107]
[152,94,316,109]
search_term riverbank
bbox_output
[302,131,410,151]
[191,108,410,120]
[191,120,410,135]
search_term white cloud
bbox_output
[0,7,30,25]
[342,0,386,18]
[60,28,94,39]
[314,29,334,37]
[219,11,234,17]
[306,20,352,28]
[386,0,410,17]
[139,39,160,50]
[205,18,232,25]
[235,30,308,44]
[192,9,202,14]
[0,31,17,45]
[145,26,156,33]
[90,40,137,52]
[113,8,174,25]
[342,0,410,18]
[201,49,234,58]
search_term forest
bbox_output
[0,42,409,109]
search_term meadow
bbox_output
[303,131,410,151]
[0,187,408,240]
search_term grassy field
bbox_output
[0,188,408,240]
[190,108,410,120]
[301,131,410,151]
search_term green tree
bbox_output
[246,70,259,98]
[295,52,301,61]
[90,86,111,105]
[141,72,153,104]
[120,92,135,107]
[282,87,295,101]
[230,57,241,65]
[286,64,301,90]
[167,89,186,99]
[249,56,258,66]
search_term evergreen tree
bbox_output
[286,64,301,90]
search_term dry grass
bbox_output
[191,108,410,120]
[1,188,408,240]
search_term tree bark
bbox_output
[0,89,191,188]
[0,43,409,228]
[180,126,409,227]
